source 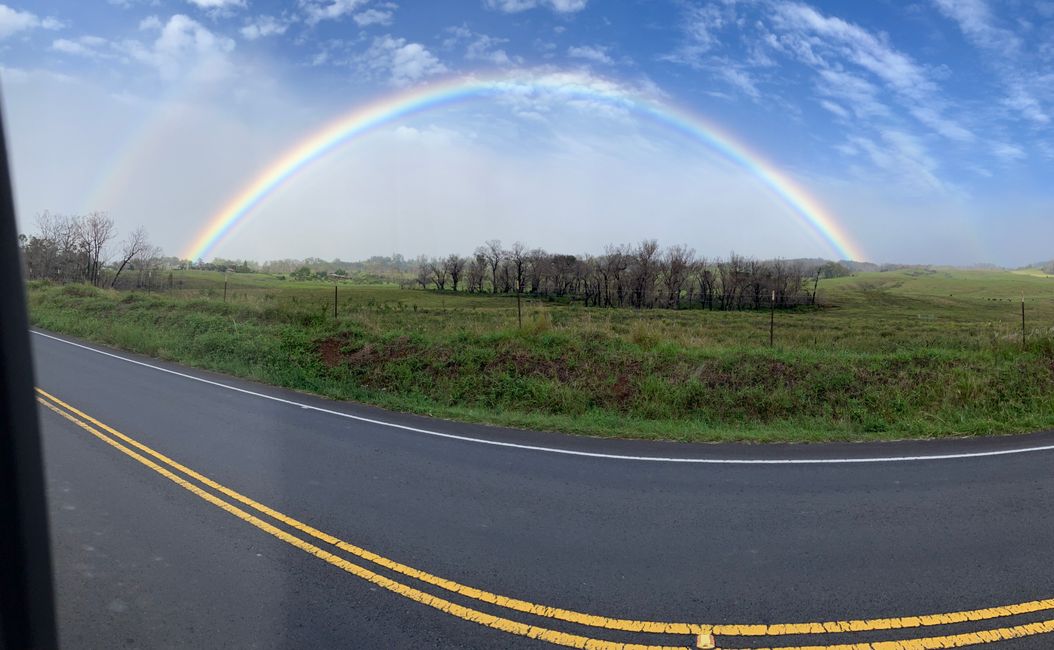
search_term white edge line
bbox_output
[32,330,1054,465]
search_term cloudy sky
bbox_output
[2,0,1052,265]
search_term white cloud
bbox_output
[567,44,612,64]
[662,3,763,100]
[51,39,93,57]
[299,0,369,25]
[662,47,761,102]
[466,34,512,64]
[1003,85,1049,124]
[391,124,470,146]
[844,129,946,193]
[443,25,515,65]
[139,15,162,30]
[484,0,587,14]
[0,5,63,40]
[770,2,973,141]
[240,15,290,40]
[186,0,246,10]
[681,3,727,53]
[442,24,472,48]
[52,36,112,58]
[359,35,446,85]
[820,100,849,118]
[717,64,760,100]
[108,0,161,7]
[815,69,889,118]
[657,1,988,190]
[548,0,587,11]
[468,69,658,124]
[353,7,394,26]
[990,142,1026,161]
[932,0,1049,125]
[907,105,974,141]
[121,14,236,82]
[932,0,1020,56]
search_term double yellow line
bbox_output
[35,387,1054,650]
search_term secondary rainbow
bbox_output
[183,72,866,262]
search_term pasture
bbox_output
[26,267,1054,442]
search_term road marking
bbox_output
[710,596,1054,635]
[35,387,705,637]
[722,617,1054,649]
[31,330,1054,465]
[34,387,1054,649]
[36,394,691,650]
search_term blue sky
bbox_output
[1,0,1052,264]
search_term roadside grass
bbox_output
[25,268,1054,443]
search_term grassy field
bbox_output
[26,268,1054,443]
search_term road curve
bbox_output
[32,330,1054,649]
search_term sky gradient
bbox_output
[2,0,1052,265]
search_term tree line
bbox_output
[412,240,848,310]
[19,211,164,289]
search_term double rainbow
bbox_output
[182,72,865,262]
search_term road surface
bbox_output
[31,330,1054,649]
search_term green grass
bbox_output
[25,268,1054,443]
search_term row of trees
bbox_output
[260,255,415,276]
[19,211,163,288]
[414,240,824,310]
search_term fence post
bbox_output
[517,291,522,328]
[1021,294,1026,349]
[770,289,775,347]
[223,272,228,303]
[334,283,338,319]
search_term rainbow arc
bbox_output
[182,72,866,262]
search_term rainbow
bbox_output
[182,71,866,262]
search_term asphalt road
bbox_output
[31,329,1054,649]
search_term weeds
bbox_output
[25,268,1054,443]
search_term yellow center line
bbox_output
[710,595,1054,636]
[35,387,1054,650]
[35,387,705,637]
[721,616,1054,649]
[37,394,690,650]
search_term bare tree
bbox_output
[660,244,694,308]
[30,211,61,280]
[526,248,547,294]
[483,239,503,293]
[497,258,513,293]
[132,244,164,289]
[414,263,431,289]
[413,239,813,312]
[695,257,715,309]
[443,254,466,292]
[603,244,629,307]
[631,239,659,308]
[428,259,448,290]
[111,226,151,288]
[467,253,487,292]
[78,212,115,286]
[718,252,746,310]
[508,241,528,293]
